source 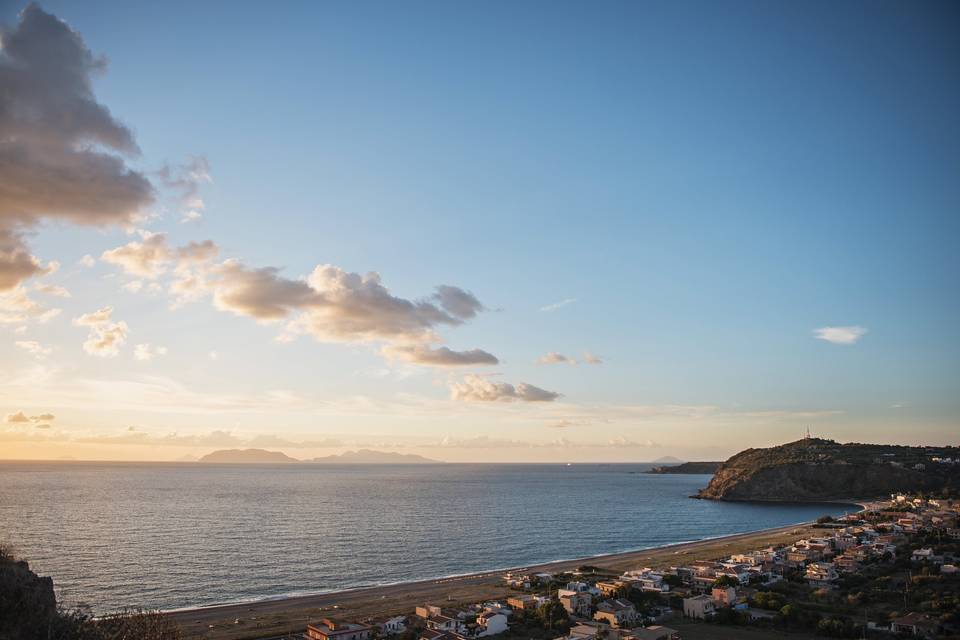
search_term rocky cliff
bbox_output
[0,552,58,639]
[697,438,960,502]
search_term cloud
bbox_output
[432,435,657,449]
[134,343,168,362]
[0,5,153,291]
[382,344,498,366]
[814,325,868,345]
[34,282,70,298]
[432,285,484,320]
[450,374,561,403]
[539,298,576,312]
[100,230,175,278]
[15,340,51,357]
[0,231,55,291]
[79,255,96,268]
[193,261,496,364]
[73,306,128,357]
[548,419,590,428]
[69,428,342,450]
[537,352,575,365]
[536,351,601,365]
[156,156,212,223]
[209,260,316,320]
[0,285,60,325]
[607,436,659,448]
[5,410,54,423]
[176,240,219,264]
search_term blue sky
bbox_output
[1,1,957,460]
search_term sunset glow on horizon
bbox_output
[1,1,957,463]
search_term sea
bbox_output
[0,462,856,613]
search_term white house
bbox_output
[475,612,508,637]
[377,616,407,636]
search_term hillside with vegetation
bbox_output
[697,438,960,502]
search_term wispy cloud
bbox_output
[537,352,575,365]
[134,343,168,362]
[539,298,576,312]
[431,435,659,449]
[15,340,52,358]
[814,325,868,345]
[450,374,561,403]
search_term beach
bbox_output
[165,509,870,640]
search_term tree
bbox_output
[713,575,740,588]
[537,600,570,631]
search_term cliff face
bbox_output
[0,556,58,639]
[697,438,960,501]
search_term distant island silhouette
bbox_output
[198,448,441,464]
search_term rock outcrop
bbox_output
[697,438,960,502]
[0,552,58,639]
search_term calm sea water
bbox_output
[0,462,854,613]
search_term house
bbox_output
[622,626,680,640]
[475,612,508,637]
[425,614,464,634]
[911,548,941,564]
[804,562,838,588]
[563,622,612,640]
[891,612,940,638]
[559,591,593,618]
[506,595,539,611]
[743,608,777,623]
[597,580,629,597]
[420,629,456,640]
[710,586,737,606]
[834,554,860,573]
[593,599,638,628]
[416,605,444,619]
[306,619,373,640]
[786,547,820,566]
[416,605,466,634]
[375,616,407,636]
[683,595,715,620]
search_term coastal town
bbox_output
[289,494,960,640]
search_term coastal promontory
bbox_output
[697,438,960,501]
[646,461,722,475]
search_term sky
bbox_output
[0,0,957,462]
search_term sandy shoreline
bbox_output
[165,500,872,639]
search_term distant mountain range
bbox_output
[650,456,685,464]
[197,448,441,464]
[307,449,441,464]
[198,449,299,463]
